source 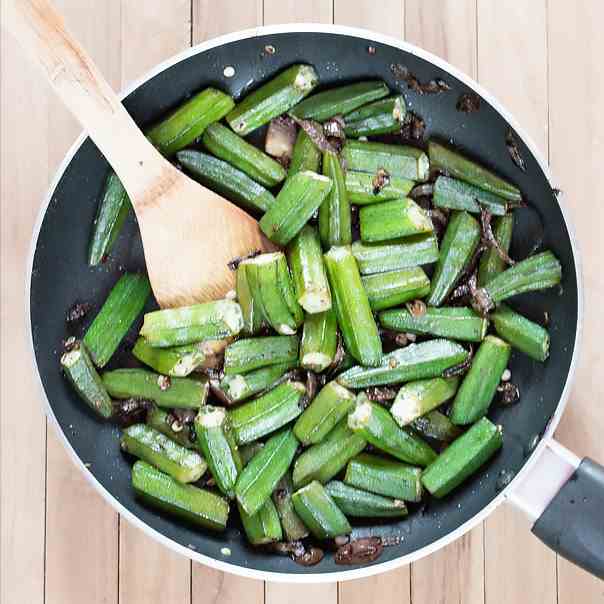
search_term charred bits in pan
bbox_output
[390,64,451,95]
[456,92,481,113]
[505,129,526,172]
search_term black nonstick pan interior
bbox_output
[29,30,578,576]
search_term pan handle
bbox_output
[507,438,604,580]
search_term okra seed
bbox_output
[171,420,183,433]
[220,547,232,556]
[223,65,236,78]
[501,369,511,382]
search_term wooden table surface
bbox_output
[2,1,603,602]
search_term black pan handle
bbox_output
[532,457,604,579]
[509,439,604,580]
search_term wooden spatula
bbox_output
[4,0,273,307]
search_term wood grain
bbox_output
[2,2,603,602]
[115,2,193,602]
[0,21,49,604]
[405,3,485,602]
[193,0,262,41]
[262,0,333,25]
[548,0,604,601]
[334,0,404,38]
[477,2,557,602]
[42,2,120,603]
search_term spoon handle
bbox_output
[2,0,171,205]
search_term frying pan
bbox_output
[25,24,604,581]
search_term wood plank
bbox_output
[477,2,556,603]
[0,25,49,604]
[340,568,410,604]
[332,1,409,599]
[406,0,476,77]
[548,0,604,601]
[116,3,194,604]
[189,3,264,603]
[404,3,484,602]
[192,567,265,604]
[262,0,333,25]
[193,0,262,41]
[266,583,338,604]
[43,2,121,603]
[334,0,404,38]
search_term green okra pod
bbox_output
[140,300,243,348]
[379,306,488,342]
[362,267,430,311]
[195,405,243,499]
[88,171,130,266]
[219,362,296,403]
[229,381,306,445]
[359,198,434,243]
[287,225,332,313]
[147,87,234,157]
[244,253,303,335]
[325,480,407,518]
[342,140,430,181]
[477,250,562,312]
[344,453,423,502]
[83,273,151,368]
[478,214,514,286]
[345,171,414,205]
[428,141,522,202]
[449,335,511,425]
[491,304,550,362]
[132,337,209,377]
[202,122,286,187]
[390,377,460,427]
[236,263,265,336]
[290,80,389,121]
[288,129,322,177]
[292,420,367,488]
[239,442,264,466]
[293,381,356,446]
[235,428,299,515]
[324,245,382,367]
[351,234,439,275]
[348,395,437,466]
[132,461,229,531]
[337,339,469,389]
[300,308,338,372]
[427,211,481,306]
[421,418,503,498]
[410,410,462,443]
[223,335,299,375]
[292,481,351,539]
[61,345,113,419]
[259,171,332,246]
[227,64,319,136]
[146,405,195,448]
[433,175,508,216]
[103,368,209,409]
[272,473,309,541]
[343,94,406,137]
[320,150,352,247]
[121,424,206,484]
[177,150,276,214]
[238,499,283,545]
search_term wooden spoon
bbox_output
[3,0,273,307]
